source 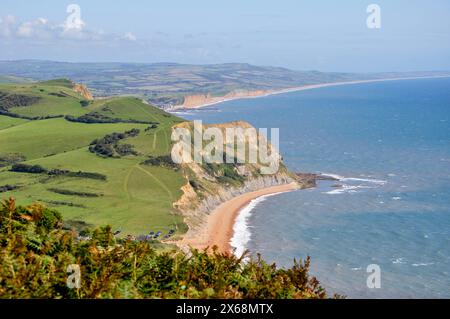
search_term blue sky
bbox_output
[1,0,450,72]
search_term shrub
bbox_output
[142,155,179,170]
[203,163,245,185]
[0,153,26,168]
[47,188,101,198]
[48,169,107,181]
[0,92,41,111]
[114,143,138,156]
[0,198,332,299]
[65,112,158,125]
[0,185,20,193]
[89,129,140,158]
[189,179,200,190]
[11,163,47,174]
[145,124,158,132]
[79,100,90,107]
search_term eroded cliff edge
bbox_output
[170,121,314,247]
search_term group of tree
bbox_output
[65,112,158,125]
[10,164,107,181]
[141,155,179,170]
[89,129,140,158]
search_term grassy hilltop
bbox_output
[0,79,187,237]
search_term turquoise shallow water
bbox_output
[180,77,450,298]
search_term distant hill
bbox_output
[0,74,33,84]
[1,60,449,109]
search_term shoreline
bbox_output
[180,182,299,255]
[170,75,450,111]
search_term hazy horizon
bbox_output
[2,59,450,74]
[1,1,450,72]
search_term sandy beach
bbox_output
[170,75,450,111]
[181,182,299,255]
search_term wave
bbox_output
[325,185,374,195]
[169,111,192,116]
[321,172,387,185]
[392,257,406,264]
[321,172,387,195]
[230,192,285,258]
[412,262,435,267]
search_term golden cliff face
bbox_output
[182,94,212,108]
[180,89,270,108]
[73,83,94,100]
[171,120,294,217]
[224,89,268,99]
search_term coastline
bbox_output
[170,75,450,111]
[180,182,299,255]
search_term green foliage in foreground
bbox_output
[0,198,329,299]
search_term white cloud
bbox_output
[63,16,86,32]
[0,14,137,44]
[0,15,17,37]
[122,32,137,41]
[17,18,50,38]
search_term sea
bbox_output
[178,77,450,298]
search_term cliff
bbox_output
[73,83,94,100]
[177,89,270,109]
[171,121,308,246]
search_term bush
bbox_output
[114,143,138,156]
[47,188,101,198]
[10,165,106,181]
[0,153,26,168]
[189,179,200,190]
[142,155,179,170]
[145,124,158,132]
[48,169,107,181]
[89,129,140,158]
[0,92,41,111]
[11,163,47,174]
[203,163,245,185]
[65,112,158,125]
[0,198,331,299]
[0,185,20,193]
[80,100,90,107]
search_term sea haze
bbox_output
[180,77,450,298]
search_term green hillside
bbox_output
[0,80,187,237]
[0,115,29,130]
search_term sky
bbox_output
[1,0,450,72]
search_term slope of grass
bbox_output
[38,78,75,88]
[0,118,148,160]
[0,115,29,130]
[0,82,88,117]
[0,80,187,236]
[2,149,185,235]
[87,96,183,124]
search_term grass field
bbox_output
[0,118,149,160]
[0,115,29,130]
[1,81,90,117]
[0,80,188,236]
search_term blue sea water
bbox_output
[180,77,450,298]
